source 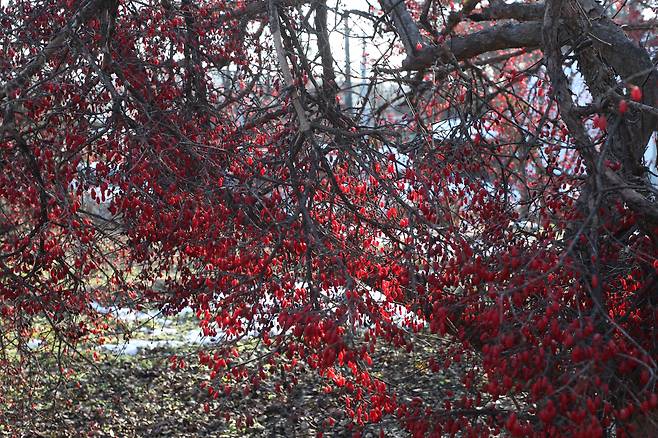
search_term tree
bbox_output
[1,0,658,435]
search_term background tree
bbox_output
[1,0,658,435]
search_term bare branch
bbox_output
[267,0,311,133]
[379,0,424,55]
[405,22,542,69]
[313,0,338,98]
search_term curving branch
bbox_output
[405,22,543,69]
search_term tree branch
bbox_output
[313,0,338,98]
[404,22,542,69]
[379,0,424,55]
[267,0,311,133]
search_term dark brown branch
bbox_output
[604,169,658,223]
[542,0,592,160]
[313,0,338,98]
[380,0,424,55]
[404,22,542,69]
[419,0,439,38]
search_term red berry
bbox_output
[591,274,599,289]
[593,115,607,131]
[630,86,642,102]
[618,99,628,114]
[650,394,658,408]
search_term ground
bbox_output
[1,307,477,437]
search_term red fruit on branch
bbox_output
[593,115,607,131]
[618,99,628,114]
[2,1,658,436]
[630,86,643,102]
